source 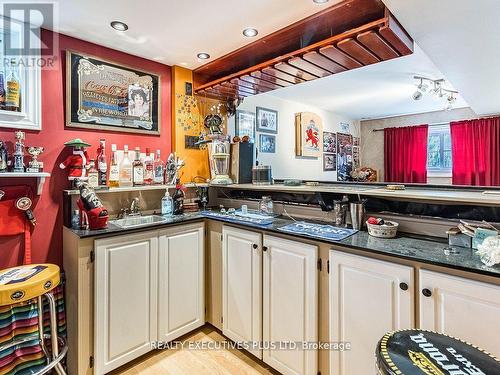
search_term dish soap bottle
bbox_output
[161,190,173,216]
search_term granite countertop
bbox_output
[68,212,500,278]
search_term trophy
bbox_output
[13,131,25,172]
[27,146,44,173]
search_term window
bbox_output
[427,124,452,173]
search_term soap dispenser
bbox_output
[161,189,173,216]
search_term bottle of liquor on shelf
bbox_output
[108,144,120,187]
[0,140,8,172]
[119,145,133,187]
[97,139,107,186]
[5,60,21,112]
[153,149,164,184]
[143,147,153,185]
[88,159,99,188]
[132,147,144,186]
[0,69,6,110]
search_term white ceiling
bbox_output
[46,0,342,68]
[268,45,468,120]
[381,0,500,116]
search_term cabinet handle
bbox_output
[252,244,258,249]
[422,288,432,297]
[262,246,268,252]
[399,282,409,291]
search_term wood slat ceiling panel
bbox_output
[379,13,413,55]
[221,81,257,95]
[230,78,272,94]
[274,62,317,81]
[214,84,253,97]
[261,67,305,84]
[251,71,293,87]
[356,30,399,60]
[288,57,331,78]
[337,38,380,65]
[302,51,346,74]
[240,75,283,90]
[318,45,363,70]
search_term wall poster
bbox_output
[66,50,161,135]
[295,112,323,158]
[337,132,353,181]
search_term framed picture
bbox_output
[323,153,336,171]
[235,110,256,142]
[353,137,360,146]
[259,134,276,153]
[323,131,336,153]
[337,133,353,181]
[295,112,323,158]
[66,50,161,135]
[256,107,278,134]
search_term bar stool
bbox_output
[0,264,67,375]
[376,329,500,374]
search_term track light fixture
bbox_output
[412,76,459,110]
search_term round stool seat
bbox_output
[0,264,60,306]
[376,329,500,375]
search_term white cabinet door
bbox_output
[95,231,158,375]
[419,270,500,358]
[263,235,318,375]
[329,250,414,375]
[158,223,205,342]
[222,226,262,359]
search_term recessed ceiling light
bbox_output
[197,52,210,60]
[110,21,128,31]
[313,0,330,4]
[243,28,258,37]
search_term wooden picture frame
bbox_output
[66,50,161,135]
[256,107,278,134]
[295,112,323,158]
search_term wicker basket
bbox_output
[366,221,399,238]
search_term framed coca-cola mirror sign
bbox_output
[65,50,161,135]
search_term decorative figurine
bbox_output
[75,179,109,230]
[26,146,44,173]
[172,179,185,215]
[59,138,91,187]
[0,140,8,173]
[165,153,185,185]
[13,131,25,172]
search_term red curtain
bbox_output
[450,117,500,186]
[384,125,428,183]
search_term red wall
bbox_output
[0,30,172,268]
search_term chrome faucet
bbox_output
[117,197,141,219]
[129,197,141,216]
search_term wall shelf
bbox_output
[63,182,209,196]
[0,172,50,195]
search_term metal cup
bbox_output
[350,201,365,230]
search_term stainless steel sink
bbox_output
[110,215,168,228]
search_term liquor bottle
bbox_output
[5,60,20,112]
[108,144,120,188]
[0,70,6,110]
[153,149,164,184]
[97,139,107,186]
[0,140,8,172]
[132,147,144,186]
[143,147,153,185]
[88,159,99,188]
[119,145,133,187]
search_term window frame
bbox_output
[427,123,452,177]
